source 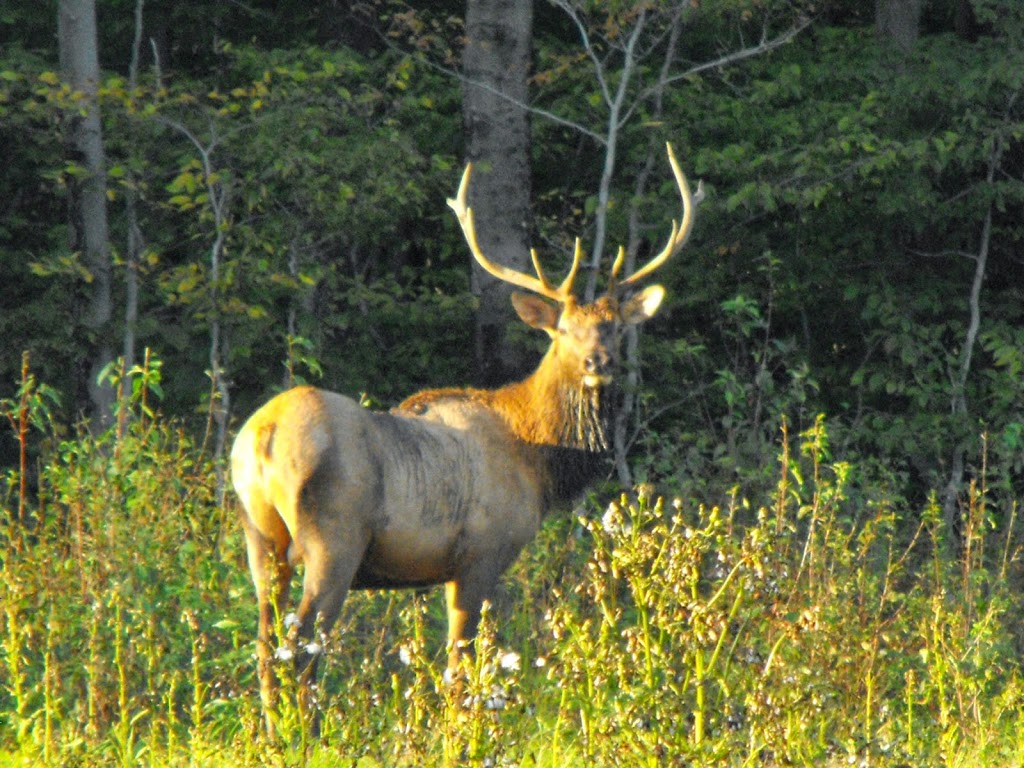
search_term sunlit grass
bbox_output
[1,366,1022,766]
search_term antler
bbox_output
[609,143,701,292]
[448,164,582,303]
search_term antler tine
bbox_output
[607,245,627,292]
[448,163,567,302]
[617,143,700,290]
[528,248,557,294]
[555,238,584,297]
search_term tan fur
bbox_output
[232,147,694,736]
[231,291,664,736]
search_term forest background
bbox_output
[2,0,1024,765]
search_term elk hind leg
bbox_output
[241,516,293,739]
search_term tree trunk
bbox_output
[613,11,684,487]
[122,0,145,386]
[59,0,115,429]
[954,0,979,42]
[461,0,533,385]
[875,0,922,54]
[941,147,997,540]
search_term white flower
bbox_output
[274,646,294,662]
[304,641,323,656]
[499,651,521,672]
[601,502,632,535]
[283,613,300,630]
[484,684,508,711]
[398,645,413,666]
[534,656,547,668]
[601,504,621,533]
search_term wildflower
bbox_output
[485,697,503,712]
[725,709,745,731]
[602,502,619,532]
[304,641,323,656]
[398,645,413,666]
[274,645,294,662]
[534,656,547,668]
[601,502,631,534]
[283,612,300,630]
[499,651,521,672]
[484,684,508,711]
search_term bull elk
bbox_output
[231,143,697,736]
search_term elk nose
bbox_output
[584,352,611,377]
[583,353,612,388]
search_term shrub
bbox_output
[1,362,1022,766]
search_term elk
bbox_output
[230,143,697,736]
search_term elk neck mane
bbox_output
[490,346,610,453]
[396,346,612,503]
[402,343,612,454]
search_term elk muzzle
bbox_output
[582,351,613,388]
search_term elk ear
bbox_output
[511,292,560,334]
[620,285,665,325]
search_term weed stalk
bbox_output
[43,607,59,765]
[2,595,28,732]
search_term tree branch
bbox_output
[584,8,650,299]
[385,7,812,150]
[411,53,607,145]
[552,0,613,108]
[658,14,811,91]
[941,137,1000,532]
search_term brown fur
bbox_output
[230,290,663,736]
[232,146,693,737]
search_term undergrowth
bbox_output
[1,361,1022,766]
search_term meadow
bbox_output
[1,366,1022,767]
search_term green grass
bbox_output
[1,383,1023,766]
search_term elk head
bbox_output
[447,143,698,396]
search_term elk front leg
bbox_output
[288,522,369,731]
[444,570,500,671]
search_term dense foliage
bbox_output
[2,0,1023,764]
[3,0,1023,505]
[1,372,1022,765]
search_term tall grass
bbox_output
[1,363,1022,766]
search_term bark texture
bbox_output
[876,0,922,53]
[461,0,534,384]
[59,0,115,427]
